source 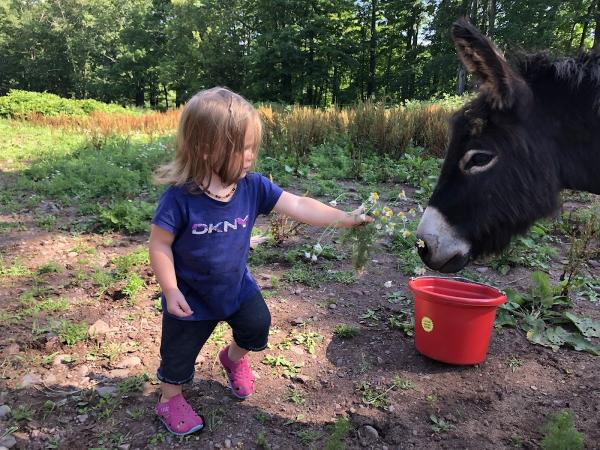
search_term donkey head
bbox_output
[416,19,561,273]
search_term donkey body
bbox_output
[416,19,600,273]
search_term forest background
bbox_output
[2,0,600,109]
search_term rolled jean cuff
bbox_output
[156,369,194,386]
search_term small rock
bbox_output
[77,414,89,423]
[117,356,142,369]
[475,267,489,273]
[412,429,418,436]
[359,425,379,446]
[530,385,538,391]
[52,354,72,366]
[224,439,232,448]
[0,405,10,418]
[4,344,19,355]
[117,445,130,450]
[0,434,16,449]
[291,318,305,326]
[328,303,337,309]
[108,368,130,378]
[20,372,43,388]
[89,320,110,337]
[96,385,118,397]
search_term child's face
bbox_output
[240,127,256,178]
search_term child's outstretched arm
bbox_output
[149,225,194,317]
[273,191,371,228]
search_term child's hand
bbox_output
[347,205,374,227]
[165,288,193,317]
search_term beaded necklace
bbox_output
[199,182,237,200]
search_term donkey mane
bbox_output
[515,50,600,113]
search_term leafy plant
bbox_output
[334,324,360,339]
[495,272,600,355]
[430,415,452,433]
[541,410,584,450]
[323,416,352,450]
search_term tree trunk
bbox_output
[579,0,596,52]
[594,0,600,51]
[163,85,169,109]
[456,66,466,95]
[487,0,496,37]
[366,0,377,98]
[135,82,145,107]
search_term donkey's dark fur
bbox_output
[419,19,600,271]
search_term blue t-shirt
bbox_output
[152,172,283,320]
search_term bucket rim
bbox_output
[408,276,506,307]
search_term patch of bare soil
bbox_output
[0,205,598,450]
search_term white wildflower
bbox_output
[398,190,407,200]
[416,239,426,248]
[368,192,379,204]
[311,254,318,262]
[402,229,412,238]
[329,200,338,207]
[384,281,393,288]
[414,267,426,276]
[304,251,311,259]
[313,243,323,254]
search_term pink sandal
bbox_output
[219,346,255,399]
[155,394,204,436]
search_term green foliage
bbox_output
[334,324,360,339]
[324,416,352,450]
[541,410,584,450]
[495,272,600,355]
[489,223,559,274]
[0,90,133,118]
[54,320,89,346]
[96,200,155,234]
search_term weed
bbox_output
[148,432,167,444]
[205,407,225,432]
[123,273,145,301]
[294,428,324,445]
[292,330,323,354]
[95,394,120,419]
[55,320,88,346]
[37,261,64,274]
[255,411,271,424]
[126,407,146,420]
[262,354,304,377]
[11,404,33,421]
[334,324,360,339]
[430,414,452,433]
[207,322,230,347]
[257,431,271,449]
[359,308,379,324]
[283,387,306,405]
[508,356,524,373]
[541,410,584,450]
[119,374,149,395]
[324,416,352,450]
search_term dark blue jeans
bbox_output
[157,292,271,385]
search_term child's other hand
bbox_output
[348,205,374,227]
[165,288,193,317]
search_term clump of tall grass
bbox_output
[27,109,179,136]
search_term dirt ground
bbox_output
[0,188,599,450]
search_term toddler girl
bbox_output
[149,87,370,435]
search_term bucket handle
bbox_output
[411,275,506,294]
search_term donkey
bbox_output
[416,18,600,273]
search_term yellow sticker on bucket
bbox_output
[421,316,434,332]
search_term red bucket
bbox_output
[408,276,506,365]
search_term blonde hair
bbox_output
[154,87,262,188]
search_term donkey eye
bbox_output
[459,149,498,174]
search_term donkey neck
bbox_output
[555,124,600,195]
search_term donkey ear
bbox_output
[452,18,526,110]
